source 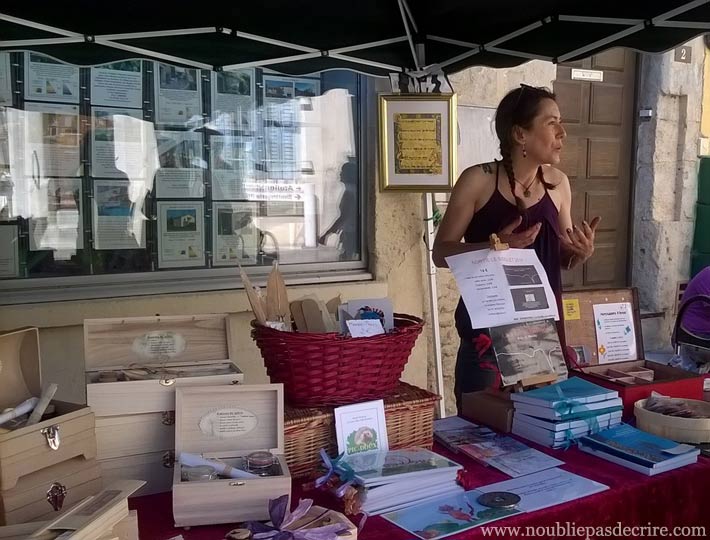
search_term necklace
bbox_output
[515,174,538,197]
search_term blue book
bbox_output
[579,424,699,469]
[509,377,618,408]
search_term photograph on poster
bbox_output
[294,81,317,97]
[265,79,294,99]
[503,265,543,286]
[24,103,81,177]
[158,132,201,169]
[217,71,251,95]
[166,208,197,231]
[159,64,198,91]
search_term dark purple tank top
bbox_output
[455,162,563,340]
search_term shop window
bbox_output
[0,52,368,303]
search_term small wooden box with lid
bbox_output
[172,383,291,527]
[0,327,99,525]
[83,313,244,496]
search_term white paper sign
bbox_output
[592,302,637,364]
[446,248,559,328]
[91,107,146,178]
[91,60,143,108]
[334,399,389,457]
[24,52,80,104]
[346,319,385,338]
[92,179,147,250]
[155,130,204,198]
[212,201,258,266]
[157,201,205,268]
[154,62,202,126]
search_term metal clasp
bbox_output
[229,481,245,486]
[46,482,67,511]
[161,411,175,425]
[159,378,176,387]
[163,450,175,468]
[40,425,61,450]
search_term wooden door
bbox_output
[554,48,636,289]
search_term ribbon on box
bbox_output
[550,384,602,449]
[244,495,349,540]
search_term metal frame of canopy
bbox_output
[1,0,709,417]
[1,0,709,74]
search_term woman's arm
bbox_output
[554,171,600,269]
[432,167,488,268]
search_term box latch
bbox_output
[162,411,175,425]
[163,450,175,468]
[40,425,61,450]
[46,482,67,511]
[160,377,176,387]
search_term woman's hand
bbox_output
[497,216,542,248]
[560,216,601,263]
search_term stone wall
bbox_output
[633,37,705,350]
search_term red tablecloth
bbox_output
[129,444,710,540]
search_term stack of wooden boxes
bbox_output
[83,314,244,496]
[0,328,100,525]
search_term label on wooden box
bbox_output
[172,384,291,527]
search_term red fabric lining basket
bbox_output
[251,313,424,407]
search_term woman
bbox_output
[432,85,600,412]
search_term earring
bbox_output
[522,143,527,158]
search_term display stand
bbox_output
[487,233,558,395]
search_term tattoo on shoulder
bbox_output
[479,163,493,174]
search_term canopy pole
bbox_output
[93,39,212,69]
[401,0,419,34]
[559,0,710,62]
[0,37,84,47]
[0,13,81,37]
[95,28,216,40]
[397,0,420,71]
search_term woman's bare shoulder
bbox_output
[455,161,497,191]
[541,165,570,188]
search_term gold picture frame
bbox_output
[378,93,457,192]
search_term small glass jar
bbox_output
[181,464,218,482]
[245,451,276,476]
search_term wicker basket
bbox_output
[251,313,424,407]
[284,381,440,478]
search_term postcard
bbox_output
[334,399,388,456]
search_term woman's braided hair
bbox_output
[495,85,557,216]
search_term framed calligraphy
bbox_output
[378,93,457,192]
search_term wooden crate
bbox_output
[562,288,704,419]
[172,384,291,527]
[0,327,97,524]
[83,314,244,494]
[284,382,440,478]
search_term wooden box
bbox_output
[172,384,291,527]
[0,457,102,525]
[0,327,98,525]
[83,314,244,495]
[0,480,143,540]
[562,288,703,419]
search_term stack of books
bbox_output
[510,377,623,448]
[341,447,463,515]
[578,423,700,475]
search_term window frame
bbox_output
[0,55,374,305]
